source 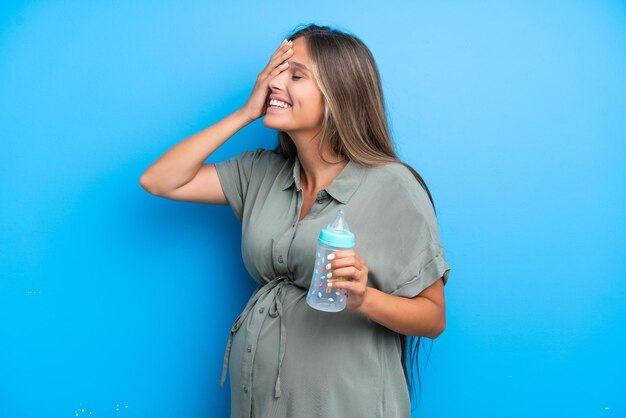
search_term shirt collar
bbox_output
[281,154,367,204]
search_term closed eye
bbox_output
[292,76,303,80]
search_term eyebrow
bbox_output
[289,61,311,73]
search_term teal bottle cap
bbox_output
[318,209,355,248]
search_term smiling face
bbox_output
[263,37,325,138]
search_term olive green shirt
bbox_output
[215,147,451,418]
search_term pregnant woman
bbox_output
[140,23,451,418]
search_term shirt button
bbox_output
[258,307,265,314]
[243,385,249,393]
[278,256,283,263]
[247,345,252,352]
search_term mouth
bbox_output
[268,98,292,110]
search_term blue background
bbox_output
[1,1,625,417]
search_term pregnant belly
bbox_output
[230,282,382,411]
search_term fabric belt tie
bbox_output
[220,275,292,399]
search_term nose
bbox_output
[268,66,289,91]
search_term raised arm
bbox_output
[139,109,252,204]
[139,39,295,204]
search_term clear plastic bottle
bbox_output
[306,209,355,312]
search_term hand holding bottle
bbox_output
[325,249,370,311]
[307,209,369,312]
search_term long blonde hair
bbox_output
[274,23,436,215]
[274,23,438,404]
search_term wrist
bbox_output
[354,286,376,316]
[235,107,255,125]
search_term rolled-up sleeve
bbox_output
[366,168,451,298]
[391,240,450,297]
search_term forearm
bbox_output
[140,108,252,194]
[354,287,445,338]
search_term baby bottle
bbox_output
[306,208,355,312]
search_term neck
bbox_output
[290,133,347,191]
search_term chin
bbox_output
[262,115,286,130]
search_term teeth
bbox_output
[269,99,291,108]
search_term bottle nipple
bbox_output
[326,208,351,232]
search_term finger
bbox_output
[270,40,293,61]
[262,49,292,79]
[327,250,354,261]
[326,256,357,271]
[278,41,293,55]
[271,40,290,55]
[267,61,289,79]
[270,47,293,65]
[328,279,362,293]
[269,49,293,70]
[327,266,362,282]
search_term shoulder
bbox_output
[237,147,287,166]
[361,161,437,221]
[222,147,289,176]
[364,160,414,180]
[365,161,430,199]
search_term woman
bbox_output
[140,24,451,418]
